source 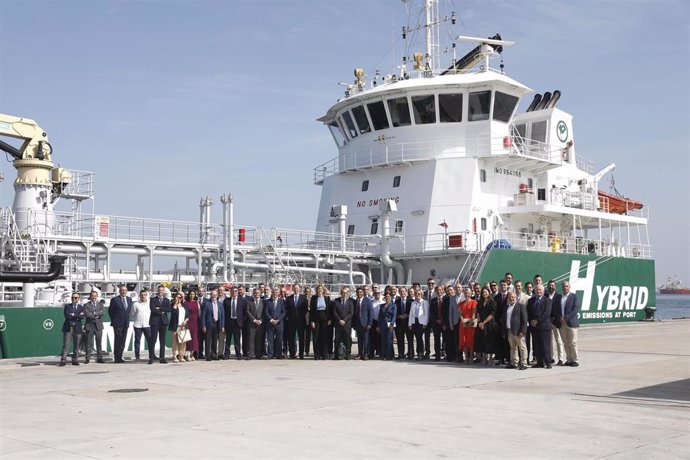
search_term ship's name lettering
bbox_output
[494,167,522,177]
[356,197,400,208]
[569,261,649,313]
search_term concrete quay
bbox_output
[0,320,688,459]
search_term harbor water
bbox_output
[655,294,690,320]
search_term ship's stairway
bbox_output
[455,250,488,285]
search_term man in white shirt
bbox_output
[130,290,151,361]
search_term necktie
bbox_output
[232,299,236,318]
[357,299,361,317]
[437,297,442,318]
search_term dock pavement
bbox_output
[0,320,688,459]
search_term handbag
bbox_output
[177,328,192,343]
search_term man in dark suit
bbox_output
[428,285,446,361]
[149,285,171,364]
[202,288,224,361]
[553,281,580,367]
[395,287,412,360]
[528,284,553,368]
[289,284,309,359]
[245,288,265,359]
[223,286,245,360]
[60,293,85,366]
[493,280,510,365]
[264,287,286,359]
[83,290,105,364]
[108,285,132,363]
[332,286,354,360]
[353,286,372,360]
[502,291,528,370]
[443,285,460,363]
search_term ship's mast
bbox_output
[425,0,440,74]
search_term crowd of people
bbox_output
[59,273,581,370]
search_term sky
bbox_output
[1,0,688,284]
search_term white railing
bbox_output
[256,227,374,254]
[495,229,652,259]
[313,133,594,183]
[60,169,95,200]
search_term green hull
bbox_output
[479,249,656,324]
[0,309,144,359]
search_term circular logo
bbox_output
[43,319,54,330]
[556,121,568,142]
[0,320,5,331]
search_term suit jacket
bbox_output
[310,295,333,322]
[394,296,410,328]
[62,303,85,334]
[528,296,553,330]
[354,296,373,328]
[378,302,397,327]
[149,296,171,327]
[428,295,446,325]
[333,297,354,327]
[493,292,508,323]
[502,302,528,336]
[169,305,191,331]
[108,296,132,328]
[245,298,264,327]
[552,293,580,328]
[264,298,286,324]
[448,295,460,327]
[83,300,104,331]
[286,293,308,327]
[223,296,245,327]
[202,298,225,329]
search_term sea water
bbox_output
[655,294,690,320]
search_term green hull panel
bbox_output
[0,309,144,359]
[479,249,656,324]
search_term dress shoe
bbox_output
[570,362,579,367]
[557,360,564,366]
[531,363,544,368]
[434,357,441,361]
[153,355,159,360]
[159,359,168,364]
[59,362,66,367]
[97,358,105,364]
[236,356,242,360]
[147,359,153,364]
[114,359,125,363]
[518,365,527,370]
[72,362,80,366]
[84,359,90,364]
[363,356,369,361]
[545,363,552,369]
[505,364,517,369]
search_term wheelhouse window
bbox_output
[439,93,463,123]
[480,169,486,182]
[351,105,371,134]
[347,224,355,235]
[361,180,369,192]
[411,95,436,124]
[393,175,401,188]
[366,101,390,130]
[480,218,487,230]
[493,91,519,122]
[327,121,347,147]
[531,120,547,143]
[387,97,412,127]
[341,111,358,138]
[468,90,491,121]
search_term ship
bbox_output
[0,0,655,359]
[659,277,690,295]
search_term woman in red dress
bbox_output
[459,287,477,364]
[184,289,201,361]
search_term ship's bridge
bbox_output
[315,72,532,184]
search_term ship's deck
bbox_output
[0,320,688,459]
